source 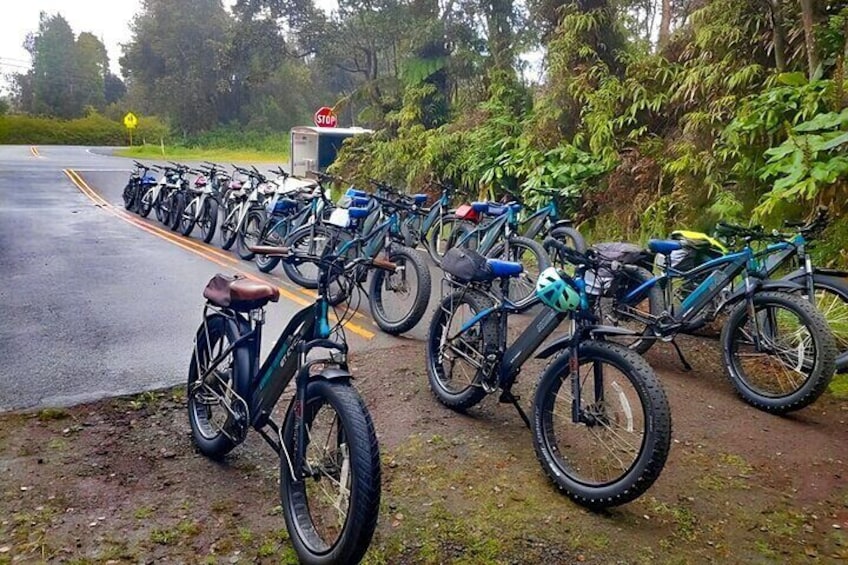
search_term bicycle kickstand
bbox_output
[499,389,531,429]
[670,339,693,372]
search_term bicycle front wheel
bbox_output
[280,379,380,565]
[426,290,498,411]
[532,340,671,509]
[368,246,431,335]
[721,291,836,414]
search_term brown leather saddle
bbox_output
[203,273,279,311]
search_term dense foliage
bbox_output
[0,112,167,145]
[6,1,848,260]
[325,0,848,262]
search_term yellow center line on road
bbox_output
[30,146,41,158]
[63,169,376,340]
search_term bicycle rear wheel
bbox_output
[283,225,336,289]
[532,340,671,509]
[280,379,380,565]
[186,314,250,459]
[220,205,241,250]
[426,215,469,265]
[548,225,587,254]
[721,291,836,413]
[237,208,265,260]
[488,236,551,304]
[198,197,218,243]
[180,198,198,236]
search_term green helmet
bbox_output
[536,267,580,312]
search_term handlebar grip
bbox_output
[248,245,291,258]
[371,257,397,272]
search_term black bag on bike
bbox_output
[442,247,491,282]
[590,242,649,266]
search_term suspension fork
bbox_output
[569,338,582,424]
[743,272,763,350]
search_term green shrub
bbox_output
[0,112,168,145]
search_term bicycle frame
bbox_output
[337,210,397,259]
[520,202,557,240]
[622,247,757,330]
[456,207,517,255]
[192,276,342,480]
[445,271,622,424]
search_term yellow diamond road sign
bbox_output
[123,112,138,129]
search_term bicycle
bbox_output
[392,179,473,265]
[187,245,383,564]
[286,176,433,334]
[241,167,320,272]
[219,166,267,252]
[121,161,157,213]
[176,166,222,243]
[709,210,848,374]
[547,228,838,414]
[426,246,671,509]
[137,164,181,221]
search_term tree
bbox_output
[659,0,673,48]
[799,0,820,76]
[120,0,231,133]
[104,73,126,104]
[74,32,108,111]
[27,13,78,117]
[12,13,117,117]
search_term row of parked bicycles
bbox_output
[119,160,847,565]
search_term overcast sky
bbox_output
[0,1,338,94]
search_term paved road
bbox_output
[0,145,414,411]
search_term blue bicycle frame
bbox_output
[623,248,759,327]
[456,205,519,255]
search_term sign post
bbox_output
[123,112,138,146]
[313,107,338,128]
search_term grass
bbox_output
[118,144,288,163]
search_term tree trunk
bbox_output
[485,0,514,73]
[767,0,787,72]
[658,0,672,50]
[798,0,820,78]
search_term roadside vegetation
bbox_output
[116,128,291,163]
[4,3,847,264]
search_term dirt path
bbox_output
[1,339,847,564]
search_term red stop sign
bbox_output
[313,107,338,128]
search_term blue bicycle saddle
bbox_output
[345,187,368,198]
[412,193,428,205]
[486,259,523,278]
[648,239,683,254]
[348,207,371,220]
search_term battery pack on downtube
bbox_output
[500,307,567,389]
[679,257,745,321]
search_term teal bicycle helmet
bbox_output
[536,267,580,312]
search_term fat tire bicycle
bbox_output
[187,246,382,564]
[426,246,671,509]
[546,233,838,414]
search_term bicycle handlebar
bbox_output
[247,246,396,273]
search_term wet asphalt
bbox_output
[0,145,418,411]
